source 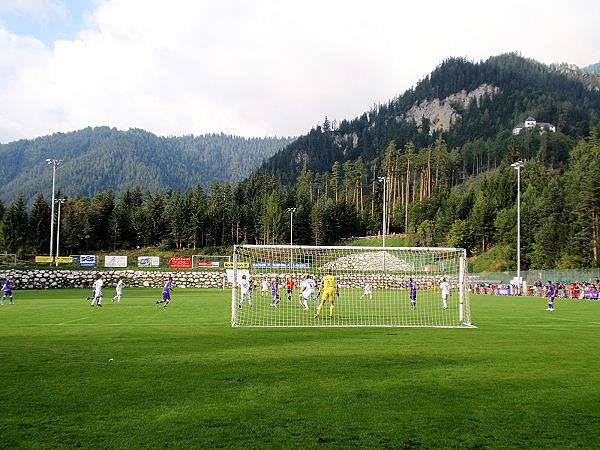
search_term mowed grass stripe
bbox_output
[1,288,599,449]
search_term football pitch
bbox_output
[1,289,600,449]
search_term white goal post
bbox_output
[231,245,474,328]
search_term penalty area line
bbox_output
[56,316,90,326]
[549,317,600,326]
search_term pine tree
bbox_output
[331,161,341,202]
[2,195,29,255]
[29,193,51,254]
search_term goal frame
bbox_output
[231,244,473,328]
[0,253,17,265]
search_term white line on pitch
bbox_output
[56,316,90,326]
[549,317,600,325]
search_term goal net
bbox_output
[231,245,473,328]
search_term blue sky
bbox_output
[0,0,97,44]
[0,1,599,143]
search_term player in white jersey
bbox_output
[440,278,450,309]
[260,278,269,297]
[112,278,124,303]
[90,274,104,307]
[238,275,253,308]
[299,275,317,310]
[360,283,373,300]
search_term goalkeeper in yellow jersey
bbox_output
[315,269,337,319]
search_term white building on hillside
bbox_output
[512,117,556,135]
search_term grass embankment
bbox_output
[342,235,407,247]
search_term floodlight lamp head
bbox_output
[46,158,63,166]
[510,161,524,169]
[377,176,386,182]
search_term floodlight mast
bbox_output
[511,160,524,295]
[55,198,66,267]
[46,159,63,260]
[287,207,297,246]
[377,176,387,248]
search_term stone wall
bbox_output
[0,269,227,290]
[1,269,455,290]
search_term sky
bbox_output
[0,0,599,143]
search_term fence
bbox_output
[470,269,600,299]
[471,269,600,285]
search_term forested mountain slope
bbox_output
[261,53,600,182]
[0,127,293,203]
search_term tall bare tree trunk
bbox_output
[593,212,599,263]
[401,174,405,207]
[427,149,432,197]
[405,158,410,230]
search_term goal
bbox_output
[0,253,17,265]
[231,245,473,328]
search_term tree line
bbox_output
[1,129,599,270]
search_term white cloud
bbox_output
[1,0,599,143]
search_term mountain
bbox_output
[0,127,293,203]
[2,54,600,270]
[261,53,600,182]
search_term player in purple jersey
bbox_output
[156,276,174,308]
[270,278,281,308]
[408,278,417,310]
[2,277,14,305]
[545,280,556,311]
[85,284,96,301]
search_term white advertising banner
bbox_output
[105,255,128,268]
[80,254,96,267]
[138,256,160,267]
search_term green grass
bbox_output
[468,244,512,273]
[236,288,466,327]
[1,289,600,449]
[343,235,407,247]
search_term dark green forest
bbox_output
[1,54,600,270]
[0,128,293,203]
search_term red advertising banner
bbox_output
[196,261,220,268]
[169,256,192,268]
